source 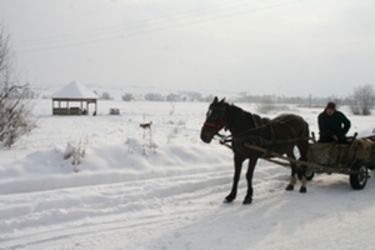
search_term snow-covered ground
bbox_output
[1,100,375,250]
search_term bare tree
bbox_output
[0,25,34,147]
[122,93,134,102]
[256,96,278,114]
[100,91,113,100]
[350,84,375,116]
[144,93,164,102]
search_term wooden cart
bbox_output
[221,135,375,190]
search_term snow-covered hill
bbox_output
[1,100,375,250]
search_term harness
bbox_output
[203,104,310,147]
[215,116,309,147]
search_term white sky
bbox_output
[0,0,374,96]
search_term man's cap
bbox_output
[326,102,336,110]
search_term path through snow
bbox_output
[2,162,375,250]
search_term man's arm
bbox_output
[340,112,351,134]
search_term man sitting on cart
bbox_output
[318,102,351,143]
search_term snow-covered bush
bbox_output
[64,140,87,172]
[350,84,375,116]
[0,26,34,147]
[109,108,120,115]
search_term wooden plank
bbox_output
[219,141,355,174]
[243,143,351,174]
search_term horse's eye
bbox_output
[206,109,213,117]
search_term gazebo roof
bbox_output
[52,81,98,99]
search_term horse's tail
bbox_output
[304,119,310,139]
[298,118,310,162]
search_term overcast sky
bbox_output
[0,0,374,96]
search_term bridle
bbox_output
[202,107,227,131]
[203,120,226,130]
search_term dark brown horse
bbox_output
[200,97,309,204]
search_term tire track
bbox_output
[0,167,233,249]
[0,164,289,250]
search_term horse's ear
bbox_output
[213,96,218,103]
[220,98,226,103]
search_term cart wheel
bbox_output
[305,170,315,181]
[350,161,369,190]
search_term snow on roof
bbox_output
[52,81,98,99]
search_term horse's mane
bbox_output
[228,104,270,128]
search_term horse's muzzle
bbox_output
[200,128,214,143]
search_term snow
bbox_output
[52,81,98,99]
[1,100,375,250]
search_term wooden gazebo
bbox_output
[52,81,98,116]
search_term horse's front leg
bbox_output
[225,155,244,203]
[243,157,258,205]
[286,152,297,191]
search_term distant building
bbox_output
[52,81,98,116]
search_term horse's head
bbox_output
[200,97,228,143]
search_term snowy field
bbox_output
[1,100,375,250]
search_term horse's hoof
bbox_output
[285,184,294,191]
[243,196,253,205]
[299,186,307,193]
[224,195,236,203]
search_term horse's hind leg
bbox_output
[297,142,309,193]
[286,151,297,191]
[243,156,258,205]
[298,171,307,193]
